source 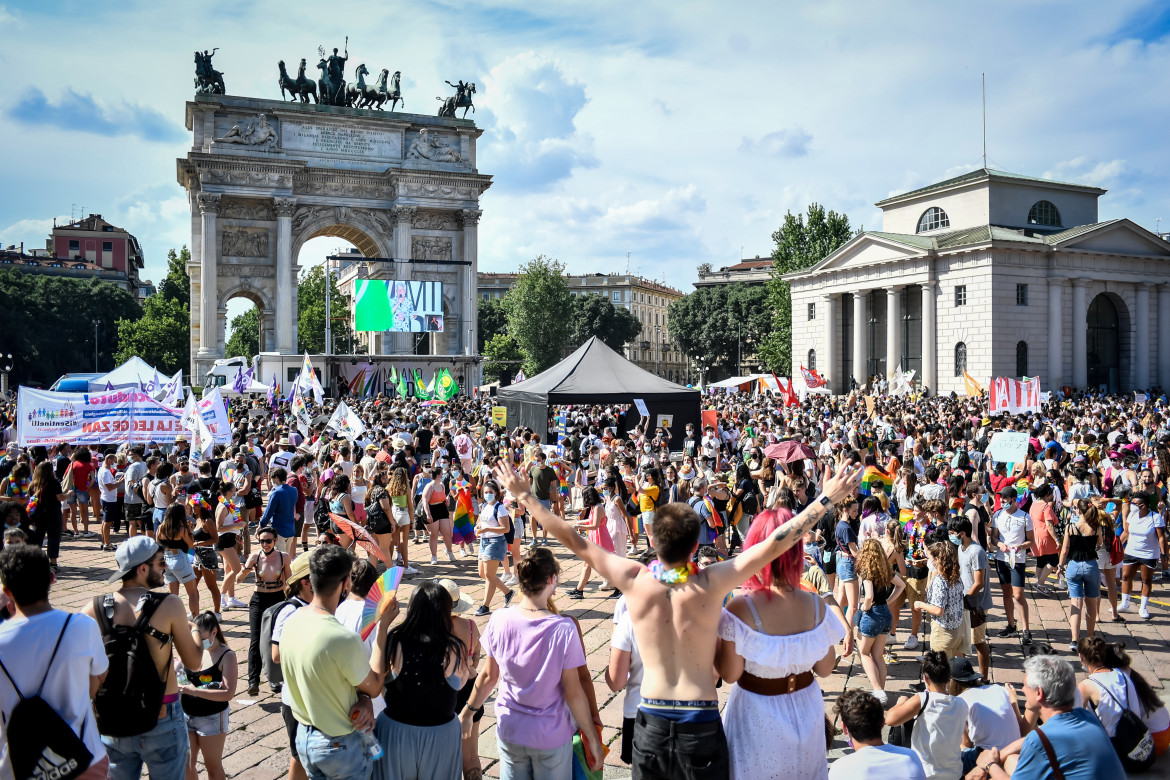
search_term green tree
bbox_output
[225,306,260,362]
[482,333,523,382]
[297,264,353,354]
[569,293,643,351]
[757,204,854,374]
[477,296,509,351]
[157,246,191,303]
[503,255,572,374]
[114,294,189,376]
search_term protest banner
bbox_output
[633,398,649,418]
[17,386,231,447]
[988,432,1030,464]
[491,406,507,426]
[989,376,1042,415]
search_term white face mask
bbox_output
[484,492,496,502]
[202,637,213,649]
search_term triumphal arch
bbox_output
[177,89,491,383]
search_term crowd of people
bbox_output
[1,384,1169,779]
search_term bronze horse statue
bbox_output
[357,69,404,111]
[345,64,369,108]
[437,82,475,118]
[278,59,317,103]
[194,49,225,94]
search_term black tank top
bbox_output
[1067,526,1098,562]
[872,583,894,606]
[158,536,189,553]
[383,637,457,726]
[181,649,229,716]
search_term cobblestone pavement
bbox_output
[46,526,1170,778]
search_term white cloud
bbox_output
[739,128,813,158]
[0,218,54,251]
[1043,157,1131,188]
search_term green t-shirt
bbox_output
[529,465,557,500]
[281,608,371,737]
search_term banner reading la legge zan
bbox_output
[17,386,232,447]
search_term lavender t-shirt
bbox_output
[482,609,586,749]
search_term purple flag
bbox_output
[268,373,278,412]
[232,366,254,394]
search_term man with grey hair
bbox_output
[970,655,1123,779]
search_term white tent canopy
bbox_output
[89,357,161,391]
[706,374,770,390]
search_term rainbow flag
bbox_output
[860,466,892,497]
[451,488,477,545]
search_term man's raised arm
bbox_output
[705,462,862,597]
[492,462,643,590]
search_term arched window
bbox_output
[1028,200,1061,227]
[1016,341,1028,378]
[916,207,950,233]
[807,349,817,371]
[954,342,967,377]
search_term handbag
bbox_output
[1091,674,1155,771]
[1109,532,1125,566]
[888,691,929,747]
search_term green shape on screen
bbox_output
[355,280,393,331]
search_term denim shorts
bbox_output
[68,490,90,506]
[163,549,197,585]
[295,724,370,780]
[859,604,892,637]
[641,510,656,528]
[152,507,166,532]
[185,708,229,737]
[837,554,857,583]
[1065,559,1101,599]
[479,535,506,562]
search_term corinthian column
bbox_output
[274,198,296,354]
[459,209,482,359]
[390,206,416,354]
[197,193,221,358]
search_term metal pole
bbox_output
[93,320,99,372]
[324,258,332,356]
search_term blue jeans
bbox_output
[837,554,857,582]
[498,738,574,780]
[103,700,189,780]
[1066,558,1101,599]
[295,724,372,780]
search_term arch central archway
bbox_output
[1087,293,1122,393]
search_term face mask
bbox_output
[452,470,461,478]
[483,492,495,502]
[602,491,611,499]
[202,637,213,649]
[643,446,651,453]
[949,534,962,546]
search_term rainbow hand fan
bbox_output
[360,567,403,640]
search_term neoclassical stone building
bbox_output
[786,168,1170,395]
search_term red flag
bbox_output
[800,365,826,389]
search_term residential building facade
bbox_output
[478,271,688,382]
[694,256,773,288]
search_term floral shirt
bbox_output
[927,574,965,630]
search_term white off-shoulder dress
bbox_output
[719,592,846,780]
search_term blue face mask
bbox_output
[949,534,962,546]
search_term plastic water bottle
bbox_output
[360,730,383,760]
[176,668,189,686]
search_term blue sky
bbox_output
[2,0,1169,321]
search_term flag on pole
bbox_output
[989,376,1041,415]
[413,369,432,400]
[434,368,460,401]
[800,365,826,389]
[181,393,214,458]
[295,353,323,404]
[860,466,893,497]
[396,367,409,399]
[162,370,184,407]
[514,368,527,384]
[149,369,163,397]
[326,400,367,441]
[267,373,278,412]
[290,385,312,436]
[231,366,254,394]
[425,370,437,399]
[963,370,983,397]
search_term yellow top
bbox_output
[280,608,370,737]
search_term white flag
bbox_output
[326,401,366,441]
[296,353,324,404]
[162,370,184,407]
[181,393,214,458]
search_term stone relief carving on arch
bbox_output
[412,236,453,261]
[218,198,275,221]
[413,211,455,230]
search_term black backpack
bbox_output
[0,615,93,780]
[1093,674,1155,771]
[259,599,301,688]
[313,494,332,533]
[91,592,170,738]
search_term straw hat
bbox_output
[436,578,475,614]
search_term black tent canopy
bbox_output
[496,337,701,446]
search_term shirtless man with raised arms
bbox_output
[489,458,863,779]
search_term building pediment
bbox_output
[1047,219,1170,258]
[786,231,930,279]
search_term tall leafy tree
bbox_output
[482,333,523,382]
[477,296,509,351]
[667,282,768,379]
[0,271,140,386]
[114,294,189,376]
[570,293,642,350]
[225,306,260,361]
[157,246,191,303]
[757,204,854,374]
[297,264,353,354]
[503,255,571,374]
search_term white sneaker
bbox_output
[447,551,457,562]
[872,690,889,706]
[504,575,517,586]
[430,556,439,565]
[225,597,246,609]
[1118,601,1132,613]
[904,634,920,650]
[1140,608,1152,620]
[404,565,420,576]
[213,612,223,622]
[81,530,96,538]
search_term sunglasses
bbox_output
[259,537,276,544]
